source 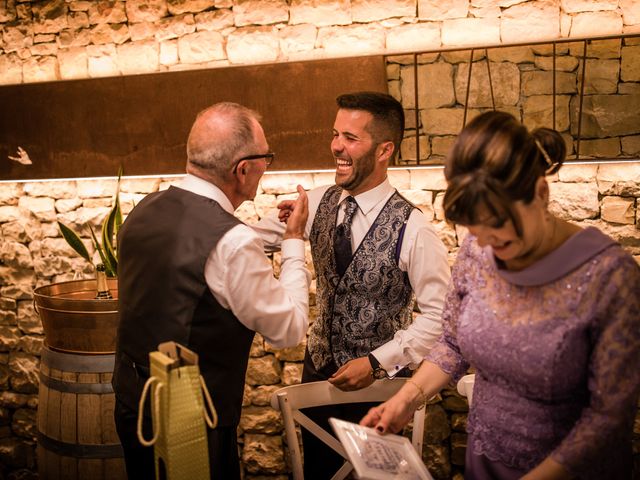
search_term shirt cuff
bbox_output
[281,238,305,259]
[371,342,407,378]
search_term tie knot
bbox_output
[342,196,358,225]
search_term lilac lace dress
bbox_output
[426,227,640,479]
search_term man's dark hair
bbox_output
[336,91,405,160]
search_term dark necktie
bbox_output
[334,196,358,276]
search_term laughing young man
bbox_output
[254,91,450,479]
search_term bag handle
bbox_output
[200,375,218,429]
[136,376,164,446]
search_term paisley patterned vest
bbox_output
[308,185,416,371]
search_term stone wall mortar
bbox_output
[0,164,639,478]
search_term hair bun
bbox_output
[532,128,565,175]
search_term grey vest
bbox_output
[308,185,415,371]
[113,186,255,427]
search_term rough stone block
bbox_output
[622,135,640,155]
[87,49,118,77]
[387,169,411,190]
[3,24,34,53]
[115,38,158,74]
[125,0,168,23]
[265,341,305,362]
[558,163,598,182]
[57,27,91,47]
[194,9,233,31]
[386,22,441,53]
[233,0,288,26]
[239,406,283,434]
[57,46,88,79]
[569,11,623,37]
[621,0,640,25]
[442,17,500,46]
[418,0,468,21]
[421,107,481,136]
[167,0,216,15]
[227,27,282,64]
[281,362,303,385]
[621,45,640,82]
[32,0,68,34]
[68,11,90,30]
[521,70,576,96]
[534,55,579,72]
[22,55,58,83]
[561,0,618,13]
[523,94,570,132]
[597,162,640,196]
[317,24,385,57]
[260,173,313,195]
[488,45,535,64]
[501,0,560,43]
[155,13,196,41]
[455,61,520,107]
[12,408,36,440]
[245,355,282,386]
[549,181,599,220]
[601,196,635,224]
[0,53,23,85]
[583,58,620,94]
[129,21,158,41]
[570,94,640,138]
[241,434,286,474]
[87,1,127,25]
[352,0,415,22]
[278,24,316,56]
[401,62,454,109]
[577,137,620,158]
[410,167,447,191]
[249,384,281,406]
[289,0,351,26]
[401,135,431,161]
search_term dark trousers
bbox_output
[300,352,377,480]
[114,398,240,480]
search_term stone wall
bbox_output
[388,36,640,165]
[2,0,640,478]
[1,163,640,478]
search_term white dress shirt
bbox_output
[253,178,451,374]
[178,174,311,348]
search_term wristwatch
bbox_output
[368,353,387,380]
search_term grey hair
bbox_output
[187,102,262,180]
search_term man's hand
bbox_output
[277,199,295,223]
[328,356,375,391]
[283,185,308,240]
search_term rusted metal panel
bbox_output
[0,55,387,180]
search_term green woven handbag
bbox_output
[137,342,218,480]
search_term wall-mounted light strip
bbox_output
[2,158,638,185]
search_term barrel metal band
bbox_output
[37,432,124,459]
[39,372,114,394]
[42,348,115,373]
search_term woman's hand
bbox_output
[360,388,419,434]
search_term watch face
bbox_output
[373,368,387,380]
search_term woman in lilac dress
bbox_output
[361,111,640,479]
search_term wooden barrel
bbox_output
[37,346,126,480]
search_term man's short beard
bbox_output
[336,147,377,192]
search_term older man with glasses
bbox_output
[113,102,310,480]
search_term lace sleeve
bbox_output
[425,236,475,382]
[551,250,640,476]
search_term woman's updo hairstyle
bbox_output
[443,111,565,236]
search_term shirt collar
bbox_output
[338,178,394,215]
[178,174,234,215]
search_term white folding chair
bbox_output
[270,378,426,480]
[456,374,476,406]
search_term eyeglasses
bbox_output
[232,152,275,173]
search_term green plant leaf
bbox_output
[88,223,110,273]
[58,222,92,263]
[102,198,119,277]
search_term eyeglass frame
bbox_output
[232,152,275,174]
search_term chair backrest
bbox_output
[270,379,426,480]
[456,374,475,406]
